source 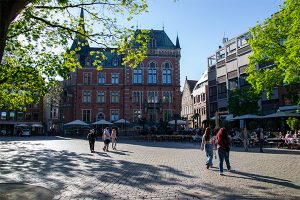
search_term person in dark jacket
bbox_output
[216,127,231,175]
[87,129,97,153]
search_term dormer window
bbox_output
[150,38,156,48]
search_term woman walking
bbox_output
[201,127,214,169]
[102,127,111,152]
[111,128,117,150]
[216,127,231,175]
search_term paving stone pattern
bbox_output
[0,136,299,200]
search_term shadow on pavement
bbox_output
[226,170,300,190]
[0,136,71,142]
[117,140,200,149]
[230,147,300,155]
[0,141,193,199]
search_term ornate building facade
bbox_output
[61,10,181,126]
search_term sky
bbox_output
[126,0,283,89]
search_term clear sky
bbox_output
[127,0,283,89]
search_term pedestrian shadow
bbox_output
[226,170,300,190]
[0,141,194,199]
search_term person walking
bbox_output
[201,127,214,169]
[111,128,117,150]
[216,127,231,175]
[258,128,264,152]
[102,127,111,152]
[87,129,96,153]
[242,127,250,152]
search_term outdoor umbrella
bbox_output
[31,124,43,128]
[168,120,186,125]
[92,120,112,125]
[15,124,29,127]
[64,120,88,126]
[263,111,300,118]
[233,114,263,120]
[114,119,130,124]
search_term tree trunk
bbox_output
[0,0,28,63]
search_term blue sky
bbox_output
[127,0,283,88]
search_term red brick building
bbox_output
[61,11,181,127]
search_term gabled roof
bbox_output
[150,30,176,49]
[186,80,198,92]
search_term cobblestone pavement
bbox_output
[0,136,299,200]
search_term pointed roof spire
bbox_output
[70,8,90,66]
[176,34,180,49]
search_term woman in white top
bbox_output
[201,127,214,169]
[102,127,111,151]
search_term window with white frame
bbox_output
[132,91,143,103]
[162,91,172,103]
[110,92,119,103]
[148,91,158,103]
[133,67,143,84]
[110,109,119,121]
[83,72,91,85]
[162,62,172,84]
[82,109,91,122]
[97,91,105,103]
[148,62,157,84]
[111,73,119,84]
[98,72,105,84]
[82,90,91,103]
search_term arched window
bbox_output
[97,112,105,121]
[148,62,157,84]
[133,64,143,84]
[162,62,172,84]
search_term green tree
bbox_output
[228,88,260,116]
[0,0,149,110]
[286,117,299,131]
[246,0,300,99]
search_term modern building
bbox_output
[60,10,182,128]
[181,77,197,128]
[207,32,299,119]
[192,70,208,127]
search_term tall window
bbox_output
[82,109,91,122]
[162,62,172,84]
[83,91,91,103]
[132,91,143,103]
[133,67,143,84]
[148,62,157,84]
[164,110,172,121]
[83,72,91,85]
[110,109,119,121]
[98,72,105,84]
[1,112,7,120]
[162,91,172,103]
[111,73,119,84]
[111,92,119,103]
[148,91,158,103]
[97,91,105,103]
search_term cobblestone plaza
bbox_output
[0,137,299,199]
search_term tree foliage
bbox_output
[246,0,300,99]
[0,0,149,110]
[286,117,299,131]
[228,88,260,116]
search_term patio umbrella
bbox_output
[92,120,112,125]
[64,120,88,126]
[233,114,262,120]
[263,111,300,118]
[31,124,43,128]
[15,124,29,127]
[168,120,186,125]
[114,119,130,124]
